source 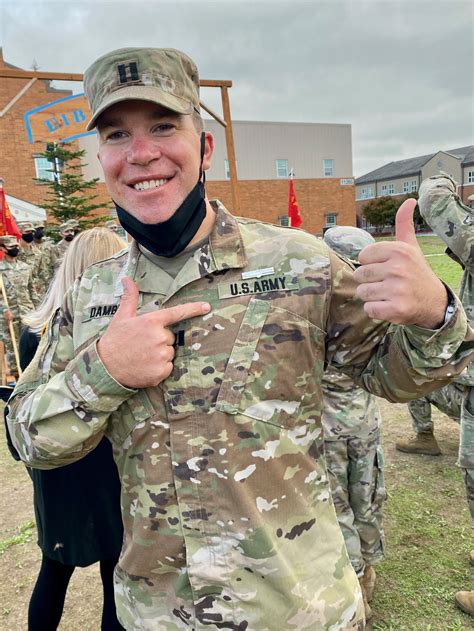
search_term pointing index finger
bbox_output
[157,302,211,327]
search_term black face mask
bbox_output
[64,234,74,242]
[116,133,207,258]
[34,228,44,240]
[6,247,19,257]
[21,233,34,243]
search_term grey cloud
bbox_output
[1,0,472,177]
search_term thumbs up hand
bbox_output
[97,277,211,388]
[353,198,449,328]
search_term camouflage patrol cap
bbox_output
[65,219,80,228]
[323,226,375,263]
[33,221,45,229]
[59,222,74,232]
[0,236,18,248]
[104,220,119,231]
[84,47,200,130]
[18,221,35,232]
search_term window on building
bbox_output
[411,179,417,192]
[276,159,289,178]
[381,184,388,196]
[323,159,334,177]
[403,181,409,193]
[325,213,337,227]
[468,170,474,184]
[359,186,374,200]
[388,183,395,195]
[224,159,238,180]
[34,156,55,182]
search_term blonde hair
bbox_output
[24,227,127,333]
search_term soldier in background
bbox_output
[54,222,76,264]
[104,219,119,232]
[33,220,58,289]
[397,174,474,616]
[322,226,385,621]
[67,218,81,236]
[17,221,46,306]
[396,383,464,455]
[0,235,37,379]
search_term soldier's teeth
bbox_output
[133,179,168,191]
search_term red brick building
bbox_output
[2,50,357,233]
[0,49,72,206]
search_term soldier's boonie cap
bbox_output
[18,221,35,232]
[0,236,18,247]
[59,222,75,232]
[324,226,375,263]
[84,47,200,131]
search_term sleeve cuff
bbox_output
[402,290,467,359]
[65,340,137,412]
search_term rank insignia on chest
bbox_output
[218,276,299,299]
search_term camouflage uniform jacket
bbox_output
[0,258,37,321]
[322,369,380,441]
[17,244,48,306]
[7,201,473,630]
[54,239,70,261]
[419,174,474,386]
[34,240,58,289]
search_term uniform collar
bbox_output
[113,200,247,298]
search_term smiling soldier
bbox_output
[7,47,474,630]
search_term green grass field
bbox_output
[375,235,464,293]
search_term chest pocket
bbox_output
[215,297,324,428]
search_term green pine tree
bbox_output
[36,142,110,231]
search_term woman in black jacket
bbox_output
[8,227,127,631]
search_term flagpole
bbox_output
[288,168,294,227]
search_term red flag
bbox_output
[288,178,302,228]
[0,185,21,239]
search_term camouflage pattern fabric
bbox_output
[418,174,474,518]
[322,227,375,265]
[323,430,385,576]
[322,227,385,576]
[0,260,37,376]
[418,173,473,385]
[322,368,385,576]
[407,381,464,433]
[461,389,474,516]
[17,244,48,306]
[84,47,201,131]
[53,239,70,269]
[7,201,474,630]
[33,241,58,297]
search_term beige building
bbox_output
[355,145,474,221]
[81,119,357,234]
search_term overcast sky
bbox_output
[1,0,473,177]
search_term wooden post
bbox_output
[220,87,240,215]
[0,275,22,378]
